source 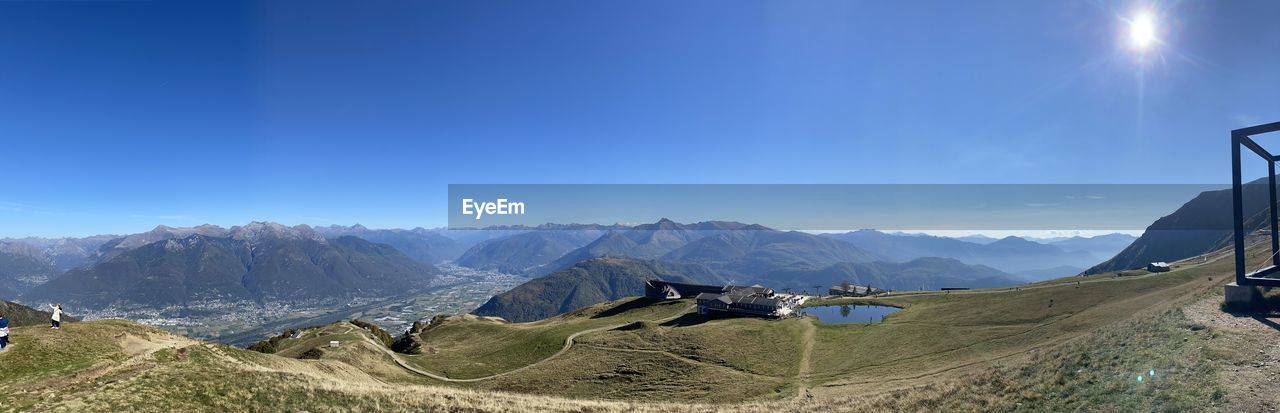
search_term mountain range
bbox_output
[20,222,438,309]
[532,219,769,275]
[1085,182,1267,274]
[454,229,610,273]
[0,247,60,298]
[0,216,1142,330]
[659,228,885,281]
[314,224,468,264]
[819,230,1132,279]
[453,220,1133,282]
[454,219,905,281]
[0,235,115,271]
[760,257,1022,292]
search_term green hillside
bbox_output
[409,297,693,379]
[472,257,726,322]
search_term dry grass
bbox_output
[401,297,691,379]
[0,305,1232,412]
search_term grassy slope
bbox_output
[403,297,691,379]
[805,248,1231,390]
[476,316,809,401]
[268,322,368,358]
[576,316,808,378]
[472,344,793,402]
[0,317,840,412]
[817,306,1227,412]
[0,309,1228,412]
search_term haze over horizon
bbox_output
[0,218,1141,241]
[3,0,1279,237]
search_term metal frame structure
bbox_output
[1232,121,1280,287]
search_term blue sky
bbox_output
[2,0,1279,237]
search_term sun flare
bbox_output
[1129,12,1157,50]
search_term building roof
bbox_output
[723,285,772,295]
[695,291,781,308]
[732,295,781,307]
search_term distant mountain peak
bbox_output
[229,221,326,244]
[992,236,1034,244]
[0,240,48,262]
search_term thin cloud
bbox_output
[129,214,196,221]
[0,201,55,215]
[1233,113,1263,127]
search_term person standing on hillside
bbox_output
[48,304,62,330]
[0,313,10,350]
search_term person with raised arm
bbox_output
[48,304,63,330]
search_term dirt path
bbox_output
[795,317,816,400]
[1184,295,1280,413]
[373,304,697,383]
[21,329,196,405]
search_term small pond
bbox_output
[803,304,900,324]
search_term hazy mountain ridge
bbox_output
[761,257,1023,292]
[533,219,764,275]
[21,224,438,310]
[0,235,116,271]
[314,224,468,264]
[1085,183,1266,274]
[1044,233,1138,259]
[0,249,59,298]
[455,230,610,274]
[450,222,715,275]
[822,230,1130,279]
[658,229,884,277]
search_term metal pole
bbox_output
[1271,160,1279,267]
[1234,133,1247,284]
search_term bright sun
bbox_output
[1129,12,1157,50]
